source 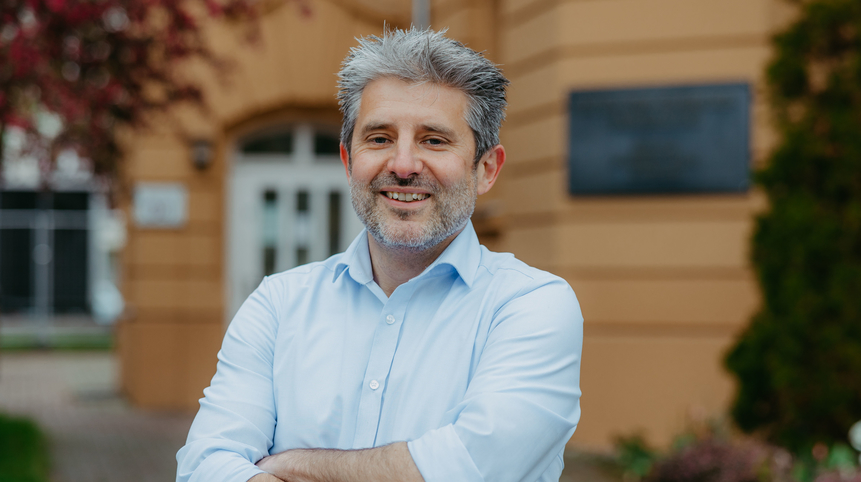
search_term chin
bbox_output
[371,216,468,253]
[373,225,439,251]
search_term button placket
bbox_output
[352,289,414,448]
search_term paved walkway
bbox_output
[0,351,192,482]
[0,350,620,482]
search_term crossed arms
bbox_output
[248,442,422,482]
[176,275,583,482]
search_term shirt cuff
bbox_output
[184,449,266,482]
[407,425,484,482]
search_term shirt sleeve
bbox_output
[176,278,279,482]
[407,278,584,482]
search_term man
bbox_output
[177,28,583,482]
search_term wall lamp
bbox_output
[191,139,214,171]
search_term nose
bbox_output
[388,141,423,179]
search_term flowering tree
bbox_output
[0,0,259,181]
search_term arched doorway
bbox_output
[226,123,364,321]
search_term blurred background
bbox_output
[2,0,860,481]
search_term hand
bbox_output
[256,454,288,475]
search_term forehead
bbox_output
[355,77,471,132]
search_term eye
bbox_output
[370,137,389,145]
[424,138,444,146]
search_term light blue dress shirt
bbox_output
[176,222,583,482]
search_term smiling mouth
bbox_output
[383,191,431,202]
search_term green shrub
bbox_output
[725,0,861,452]
[0,413,49,482]
[615,433,659,480]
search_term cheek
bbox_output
[430,163,473,187]
[350,151,387,177]
[348,161,377,183]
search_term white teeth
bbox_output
[384,192,429,202]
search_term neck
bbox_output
[367,230,462,297]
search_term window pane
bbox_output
[0,228,33,313]
[53,192,89,211]
[263,247,277,277]
[262,189,278,276]
[296,191,309,213]
[296,247,308,266]
[328,191,341,256]
[295,190,310,265]
[53,228,89,313]
[1,191,38,209]
[242,132,293,154]
[314,132,340,156]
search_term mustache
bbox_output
[369,173,439,192]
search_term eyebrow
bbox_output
[420,124,457,139]
[357,122,392,137]
[357,122,459,140]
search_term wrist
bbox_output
[258,449,324,482]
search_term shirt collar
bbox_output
[330,221,481,289]
[423,221,481,288]
[331,229,375,285]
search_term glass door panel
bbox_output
[228,123,364,321]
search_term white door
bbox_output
[227,123,364,321]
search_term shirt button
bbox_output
[369,380,380,390]
[386,315,395,325]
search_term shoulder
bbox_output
[472,247,583,355]
[474,246,581,323]
[263,253,345,289]
[240,253,349,323]
[477,246,572,294]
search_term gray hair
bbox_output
[337,27,509,163]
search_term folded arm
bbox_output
[176,280,279,482]
[253,442,423,482]
[406,279,584,482]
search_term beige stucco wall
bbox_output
[458,0,789,450]
[118,0,793,453]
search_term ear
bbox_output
[339,142,351,179]
[475,145,505,196]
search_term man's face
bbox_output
[342,77,483,251]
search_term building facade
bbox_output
[117,0,794,450]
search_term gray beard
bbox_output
[350,171,477,252]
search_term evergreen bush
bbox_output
[725,0,861,452]
[0,412,49,482]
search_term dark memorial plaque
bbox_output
[568,83,751,195]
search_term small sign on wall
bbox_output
[133,182,188,228]
[568,83,751,195]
